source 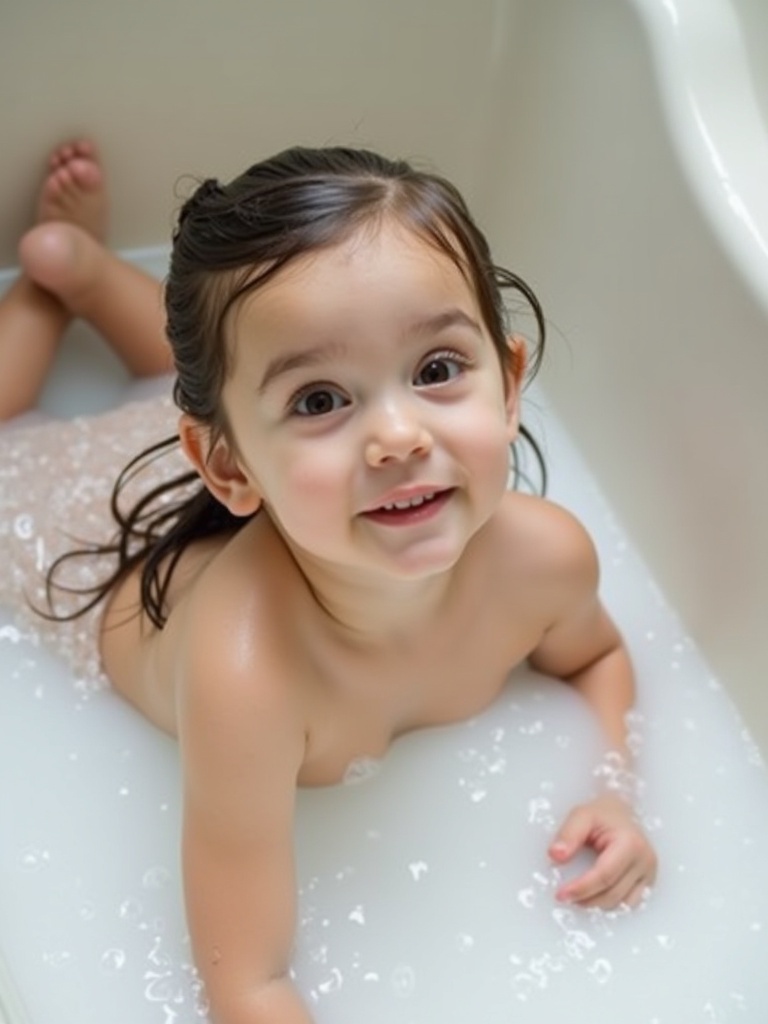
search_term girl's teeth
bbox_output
[383,492,435,511]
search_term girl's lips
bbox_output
[361,488,454,525]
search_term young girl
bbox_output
[1,141,657,1024]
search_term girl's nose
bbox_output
[364,397,433,466]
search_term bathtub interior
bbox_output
[1,269,768,1022]
[733,0,768,135]
[2,0,768,1020]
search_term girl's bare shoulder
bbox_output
[170,520,307,711]
[491,491,600,592]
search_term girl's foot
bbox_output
[20,140,109,301]
[35,138,108,241]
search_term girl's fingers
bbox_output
[622,880,651,909]
[556,844,627,904]
[548,806,594,863]
[557,846,653,908]
[568,870,646,910]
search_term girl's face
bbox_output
[200,220,523,584]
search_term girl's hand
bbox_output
[548,794,657,909]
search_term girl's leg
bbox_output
[20,223,172,378]
[21,138,172,379]
[0,275,69,421]
[0,140,98,420]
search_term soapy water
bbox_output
[0,399,767,1023]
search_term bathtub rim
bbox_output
[627,0,768,318]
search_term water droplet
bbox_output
[563,930,595,960]
[310,943,329,966]
[519,719,544,736]
[588,958,612,984]
[119,897,144,923]
[518,887,536,909]
[511,972,537,1002]
[456,933,475,952]
[342,757,382,785]
[144,976,177,1003]
[408,860,429,881]
[552,906,575,931]
[148,936,172,968]
[14,514,34,540]
[79,902,96,922]
[527,796,554,828]
[19,847,50,871]
[142,865,171,890]
[100,948,126,973]
[391,964,416,997]
[192,977,210,1017]
[348,905,365,925]
[43,950,72,969]
[317,967,343,994]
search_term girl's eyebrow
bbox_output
[258,341,348,395]
[257,308,483,394]
[411,308,484,338]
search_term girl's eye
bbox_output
[414,353,466,387]
[292,386,348,417]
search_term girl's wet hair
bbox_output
[45,145,547,629]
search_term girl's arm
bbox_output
[177,628,313,1024]
[527,509,657,909]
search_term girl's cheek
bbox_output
[281,454,347,500]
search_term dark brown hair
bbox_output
[46,146,546,629]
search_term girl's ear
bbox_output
[178,414,262,517]
[504,335,527,441]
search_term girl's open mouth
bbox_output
[362,488,454,526]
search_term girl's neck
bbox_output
[289,548,458,651]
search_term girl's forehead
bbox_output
[236,219,478,324]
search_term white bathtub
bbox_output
[479,0,768,754]
[1,0,767,1021]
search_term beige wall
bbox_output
[0,0,517,266]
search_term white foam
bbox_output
[1,387,767,1023]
